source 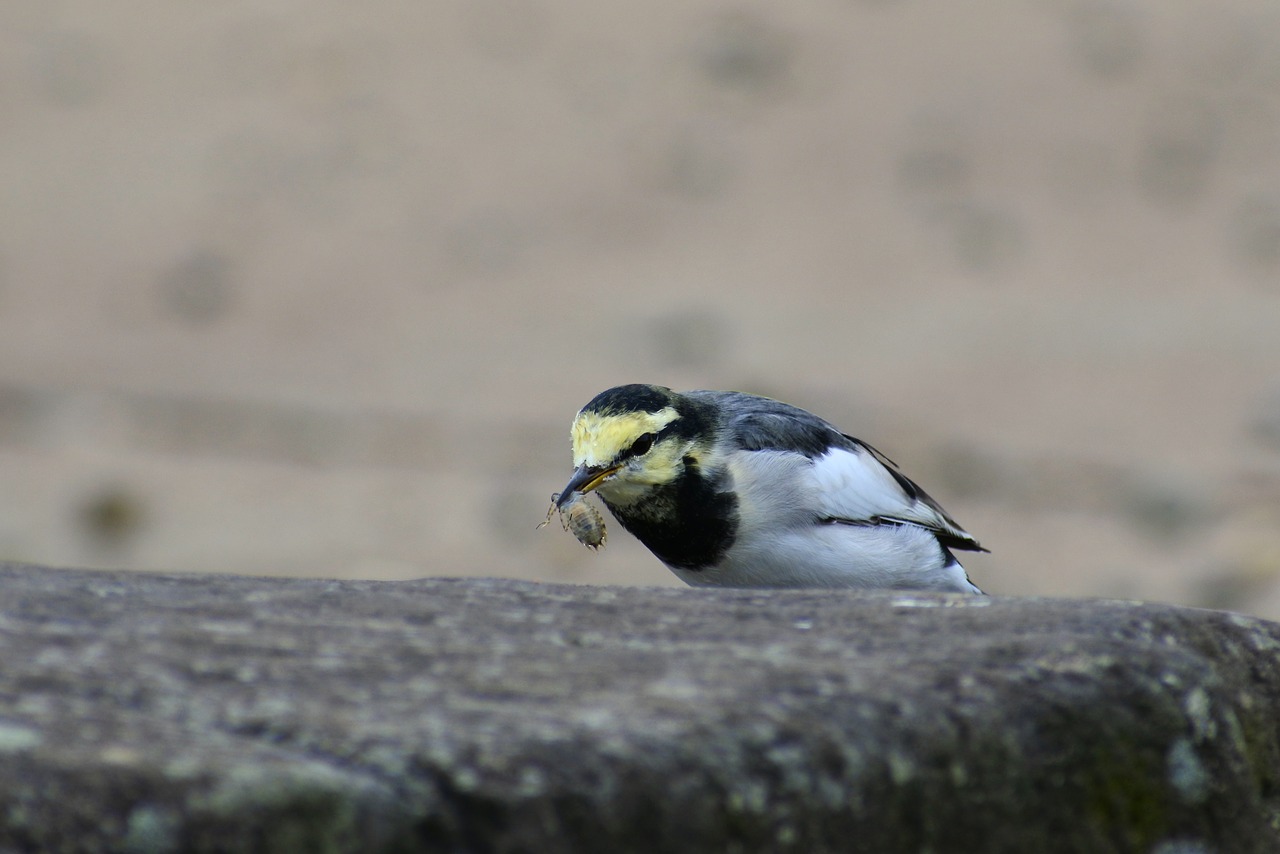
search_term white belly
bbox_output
[668,520,977,593]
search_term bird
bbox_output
[553,384,986,593]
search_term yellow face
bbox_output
[567,406,687,505]
[571,406,677,467]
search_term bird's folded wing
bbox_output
[806,444,984,551]
[720,400,984,552]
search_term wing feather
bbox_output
[696,391,985,553]
[808,446,985,552]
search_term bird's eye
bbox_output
[628,432,656,457]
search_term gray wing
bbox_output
[688,390,854,458]
[690,390,986,552]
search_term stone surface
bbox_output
[2,562,1280,852]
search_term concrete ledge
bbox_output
[1,563,1278,852]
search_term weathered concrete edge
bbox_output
[3,563,1280,853]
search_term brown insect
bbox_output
[539,491,607,550]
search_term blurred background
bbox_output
[2,1,1279,615]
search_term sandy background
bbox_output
[2,2,1279,615]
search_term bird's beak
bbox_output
[556,464,619,508]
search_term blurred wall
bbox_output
[2,2,1279,614]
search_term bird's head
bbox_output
[557,384,709,509]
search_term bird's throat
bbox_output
[601,461,738,571]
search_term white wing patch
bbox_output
[716,445,982,591]
[807,447,951,532]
